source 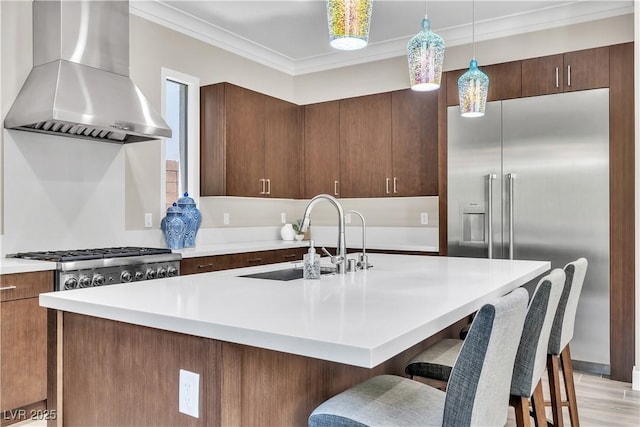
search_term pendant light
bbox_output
[458,0,489,117]
[326,0,374,51]
[407,1,444,91]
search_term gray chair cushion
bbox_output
[548,258,588,355]
[405,339,461,382]
[309,289,528,427]
[510,268,564,397]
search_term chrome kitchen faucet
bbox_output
[300,194,347,274]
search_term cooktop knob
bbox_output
[64,277,78,290]
[146,268,157,280]
[167,266,178,277]
[157,267,167,278]
[78,275,91,288]
[135,271,144,281]
[121,271,133,283]
[93,274,105,286]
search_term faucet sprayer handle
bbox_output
[321,247,344,266]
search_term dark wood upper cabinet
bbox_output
[225,84,266,197]
[391,89,439,196]
[303,101,341,198]
[520,54,564,97]
[339,93,393,198]
[200,83,302,198]
[264,96,303,199]
[522,47,609,96]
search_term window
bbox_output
[161,68,200,209]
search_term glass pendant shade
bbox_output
[326,0,373,51]
[458,59,489,117]
[407,17,444,91]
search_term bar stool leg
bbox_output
[531,380,548,427]
[547,353,564,427]
[510,395,533,427]
[560,345,580,427]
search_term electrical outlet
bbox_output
[420,212,429,225]
[144,213,152,228]
[345,213,352,224]
[179,369,200,418]
[223,213,230,225]
[281,212,286,224]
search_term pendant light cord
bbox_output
[425,0,428,20]
[472,0,476,60]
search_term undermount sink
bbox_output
[239,267,335,281]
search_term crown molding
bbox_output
[130,1,633,77]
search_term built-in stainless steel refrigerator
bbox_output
[447,88,610,367]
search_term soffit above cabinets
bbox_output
[130,1,633,76]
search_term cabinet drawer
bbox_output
[228,251,275,269]
[0,271,53,302]
[274,247,307,263]
[180,256,231,275]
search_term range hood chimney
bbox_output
[4,0,172,143]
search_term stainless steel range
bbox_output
[8,247,181,291]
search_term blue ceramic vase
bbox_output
[161,203,186,249]
[176,192,201,248]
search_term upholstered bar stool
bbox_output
[546,258,588,427]
[308,289,529,427]
[405,269,565,427]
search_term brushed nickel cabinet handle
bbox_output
[247,258,263,263]
[555,67,559,88]
[567,65,571,87]
[0,286,17,291]
[259,179,266,194]
[334,180,339,196]
[385,178,390,194]
[266,179,271,195]
[393,177,398,194]
[282,254,297,260]
[197,263,214,269]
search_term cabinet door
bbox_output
[563,46,609,92]
[391,89,438,196]
[304,101,341,198]
[340,93,392,198]
[1,298,47,412]
[200,84,226,196]
[521,54,564,97]
[265,97,302,198]
[225,84,265,197]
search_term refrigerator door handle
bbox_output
[507,173,517,259]
[487,174,497,259]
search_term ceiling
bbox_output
[130,1,634,75]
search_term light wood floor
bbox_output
[11,371,640,427]
[506,370,640,426]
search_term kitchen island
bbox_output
[40,254,548,426]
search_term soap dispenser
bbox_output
[303,240,321,279]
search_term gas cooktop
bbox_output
[8,246,173,262]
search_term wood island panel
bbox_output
[59,313,470,426]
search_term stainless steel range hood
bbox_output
[4,0,171,143]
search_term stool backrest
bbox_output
[548,258,588,355]
[443,288,528,427]
[510,268,565,398]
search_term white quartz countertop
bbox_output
[0,258,57,275]
[39,254,549,368]
[176,239,438,258]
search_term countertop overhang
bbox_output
[39,254,549,368]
